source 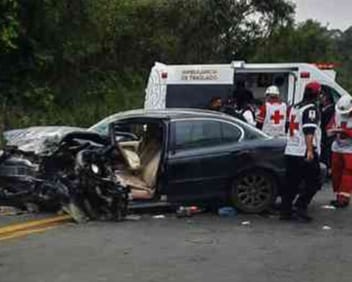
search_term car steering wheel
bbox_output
[114,132,139,142]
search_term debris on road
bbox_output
[0,206,23,216]
[321,205,337,210]
[186,237,216,245]
[322,225,332,231]
[218,207,237,217]
[176,206,202,218]
[241,221,251,226]
[24,203,40,213]
[152,215,166,219]
[125,215,142,221]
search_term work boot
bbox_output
[295,209,313,223]
[330,200,349,208]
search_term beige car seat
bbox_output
[118,147,141,171]
[116,140,161,200]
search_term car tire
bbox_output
[231,170,277,213]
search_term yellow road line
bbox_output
[0,224,61,241]
[0,215,72,236]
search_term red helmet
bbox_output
[305,81,322,99]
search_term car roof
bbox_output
[95,108,240,122]
[89,108,269,139]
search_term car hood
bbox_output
[3,126,86,155]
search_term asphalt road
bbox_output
[1,184,352,282]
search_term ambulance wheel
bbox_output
[231,170,277,213]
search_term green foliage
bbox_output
[0,0,351,133]
[252,20,338,62]
[0,0,20,53]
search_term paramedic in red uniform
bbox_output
[328,95,352,208]
[256,85,287,137]
[280,81,322,222]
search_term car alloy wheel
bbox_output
[231,171,276,213]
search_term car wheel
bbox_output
[231,170,277,213]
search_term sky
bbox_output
[294,0,352,30]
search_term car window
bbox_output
[174,119,242,150]
[222,122,242,143]
[89,119,113,136]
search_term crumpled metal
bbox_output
[4,126,85,155]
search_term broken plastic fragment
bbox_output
[241,221,251,225]
[0,206,23,216]
[321,205,336,210]
[125,215,141,221]
[152,215,166,219]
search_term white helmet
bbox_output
[336,95,352,115]
[265,85,280,96]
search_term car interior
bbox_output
[114,122,163,200]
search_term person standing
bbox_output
[256,85,288,137]
[320,89,335,170]
[233,80,256,126]
[280,81,322,222]
[208,96,223,112]
[328,95,352,208]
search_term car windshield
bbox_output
[88,114,122,136]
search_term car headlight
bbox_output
[91,164,100,174]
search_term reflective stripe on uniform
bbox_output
[302,123,319,128]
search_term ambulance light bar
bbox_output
[300,72,310,79]
[312,63,338,70]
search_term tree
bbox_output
[252,20,339,62]
[0,0,19,53]
[335,27,352,93]
[0,0,302,130]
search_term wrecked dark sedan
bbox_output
[94,109,287,213]
[1,110,288,213]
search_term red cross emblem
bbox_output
[289,115,299,136]
[270,110,285,125]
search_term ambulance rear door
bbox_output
[232,64,299,105]
[145,62,168,110]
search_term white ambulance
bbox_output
[144,61,349,109]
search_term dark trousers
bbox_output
[320,136,334,169]
[281,154,322,214]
